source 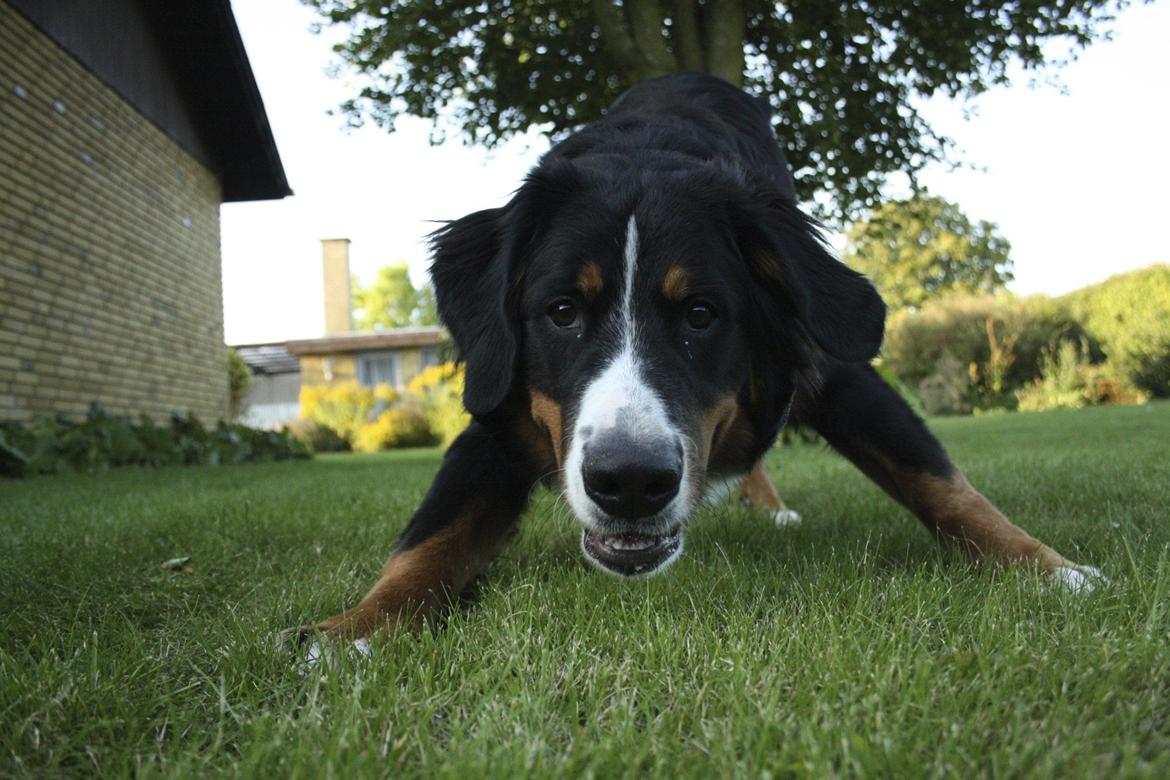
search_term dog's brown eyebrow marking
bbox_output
[662,266,692,301]
[576,262,604,301]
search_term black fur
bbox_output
[432,72,886,458]
[418,73,947,569]
[287,72,1076,646]
[394,419,540,553]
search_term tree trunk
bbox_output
[593,0,746,86]
[591,0,654,81]
[670,0,705,71]
[624,0,676,77]
[702,0,746,84]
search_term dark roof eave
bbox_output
[146,1,291,202]
[286,329,450,356]
[208,1,291,201]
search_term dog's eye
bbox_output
[686,301,716,330]
[548,298,580,328]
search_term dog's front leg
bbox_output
[282,420,542,649]
[795,361,1100,588]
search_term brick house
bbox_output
[0,1,289,423]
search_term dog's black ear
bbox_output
[736,191,885,362]
[429,207,517,416]
[429,161,583,416]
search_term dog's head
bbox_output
[431,161,884,576]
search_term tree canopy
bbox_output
[843,194,1013,311]
[352,264,439,331]
[305,0,1127,219]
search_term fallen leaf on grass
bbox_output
[160,557,193,573]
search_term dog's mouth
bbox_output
[581,527,683,576]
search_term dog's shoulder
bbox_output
[549,72,796,200]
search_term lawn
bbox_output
[2,403,1168,778]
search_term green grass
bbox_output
[2,403,1169,778]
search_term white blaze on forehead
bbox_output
[620,215,639,349]
[579,215,664,436]
[564,214,691,530]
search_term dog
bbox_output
[282,72,1099,649]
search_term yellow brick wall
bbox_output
[298,348,428,390]
[298,355,358,387]
[398,348,422,386]
[0,3,228,423]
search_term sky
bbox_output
[222,0,1169,345]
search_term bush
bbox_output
[227,348,252,421]
[1016,340,1149,412]
[352,403,437,452]
[914,350,973,416]
[883,293,1099,411]
[1062,265,1170,397]
[0,404,310,478]
[407,362,471,446]
[297,371,465,451]
[282,417,350,453]
[298,382,397,443]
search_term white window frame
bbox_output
[357,351,400,387]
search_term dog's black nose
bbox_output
[582,434,683,519]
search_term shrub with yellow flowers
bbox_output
[407,362,471,446]
[297,382,397,443]
[352,400,438,452]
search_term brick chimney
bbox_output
[321,238,352,335]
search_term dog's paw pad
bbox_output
[1049,565,1106,594]
[772,509,802,528]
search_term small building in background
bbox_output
[0,0,289,423]
[232,342,301,430]
[232,238,449,429]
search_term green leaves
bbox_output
[0,405,310,479]
[352,264,439,331]
[302,0,1125,220]
[844,193,1014,311]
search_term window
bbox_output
[357,351,399,387]
[420,346,442,370]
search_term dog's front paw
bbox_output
[277,624,372,667]
[772,508,802,528]
[275,624,316,656]
[1048,564,1106,594]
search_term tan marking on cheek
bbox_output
[529,390,565,465]
[576,262,604,301]
[662,266,692,302]
[515,412,558,474]
[701,394,740,467]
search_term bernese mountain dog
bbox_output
[282,72,1099,651]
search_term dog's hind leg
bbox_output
[793,360,1101,591]
[737,461,802,527]
[278,419,544,653]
